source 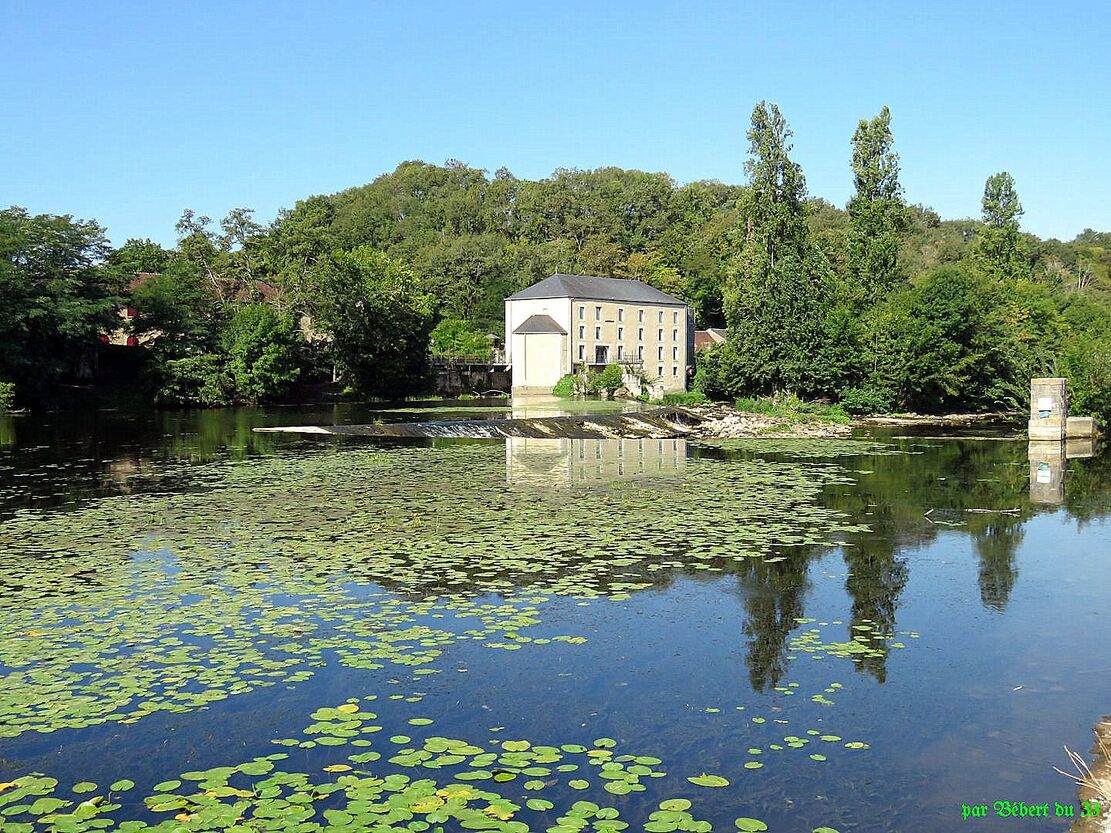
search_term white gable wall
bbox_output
[504,298,572,364]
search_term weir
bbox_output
[253,407,701,440]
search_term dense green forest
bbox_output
[2,102,1110,417]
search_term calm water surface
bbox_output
[1,403,1108,833]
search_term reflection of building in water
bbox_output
[506,438,687,488]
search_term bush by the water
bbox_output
[838,385,895,415]
[588,364,625,395]
[661,391,708,405]
[552,374,576,397]
[735,395,851,424]
[0,381,14,411]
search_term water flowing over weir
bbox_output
[253,407,702,440]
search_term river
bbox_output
[1,401,1108,832]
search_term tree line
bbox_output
[1,101,1109,417]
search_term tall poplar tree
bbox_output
[723,102,831,395]
[847,106,906,301]
[975,172,1029,281]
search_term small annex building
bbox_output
[504,273,693,395]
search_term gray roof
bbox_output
[513,314,567,335]
[506,274,686,306]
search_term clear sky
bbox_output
[3,0,1108,247]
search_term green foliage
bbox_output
[154,354,233,406]
[1060,333,1111,423]
[0,207,118,398]
[0,380,14,411]
[310,247,435,397]
[734,395,851,424]
[974,172,1031,281]
[873,265,1022,412]
[105,238,174,276]
[847,106,906,300]
[724,103,833,397]
[220,304,300,402]
[588,363,625,395]
[430,318,492,358]
[837,385,895,415]
[661,391,707,405]
[130,261,221,353]
[552,374,576,397]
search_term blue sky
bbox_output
[2,0,1108,246]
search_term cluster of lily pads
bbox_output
[787,618,920,663]
[0,699,849,833]
[0,443,879,739]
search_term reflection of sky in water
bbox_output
[0,407,1109,833]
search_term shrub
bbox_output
[838,385,896,415]
[588,363,624,395]
[0,381,14,411]
[552,374,576,397]
[734,394,851,424]
[155,355,233,406]
[1060,334,1111,424]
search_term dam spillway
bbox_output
[253,407,699,440]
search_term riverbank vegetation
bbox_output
[3,102,1110,416]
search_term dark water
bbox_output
[1,404,1108,833]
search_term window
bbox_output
[672,366,678,377]
[595,306,602,320]
[638,309,644,322]
[618,327,623,341]
[595,345,609,364]
[673,310,678,324]
[578,344,584,360]
[673,329,678,341]
[617,308,624,322]
[579,326,584,339]
[657,365,663,377]
[617,346,623,359]
[672,346,678,361]
[638,346,644,360]
[638,327,644,341]
[658,329,663,341]
[579,306,585,320]
[595,326,601,339]
[658,311,663,322]
[657,346,663,360]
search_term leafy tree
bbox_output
[879,265,1022,411]
[310,247,435,397]
[0,207,118,398]
[847,106,906,301]
[723,102,832,396]
[975,172,1030,281]
[220,304,301,402]
[106,238,175,276]
[130,261,222,355]
[430,318,492,358]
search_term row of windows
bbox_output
[579,305,681,325]
[578,326,679,342]
[577,344,680,362]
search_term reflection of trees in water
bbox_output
[971,516,1024,611]
[844,540,908,683]
[1063,451,1111,524]
[738,552,811,692]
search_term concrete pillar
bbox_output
[1028,377,1068,441]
